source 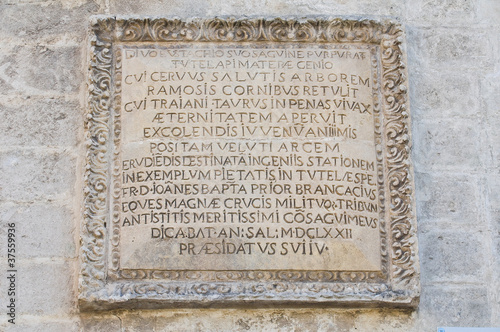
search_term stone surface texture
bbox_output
[0,0,498,330]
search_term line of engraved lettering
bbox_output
[142,124,356,138]
[122,168,279,182]
[148,226,357,240]
[122,153,373,169]
[295,170,375,184]
[150,111,273,123]
[127,72,369,86]
[121,210,377,227]
[125,97,208,110]
[121,168,376,184]
[124,48,367,60]
[120,183,377,200]
[147,85,216,96]
[219,84,359,97]
[336,198,378,212]
[177,240,331,256]
[125,154,304,168]
[136,72,369,86]
[147,110,348,124]
[167,59,368,70]
[122,210,281,225]
[281,212,377,227]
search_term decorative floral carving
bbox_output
[80,16,419,310]
[379,25,419,291]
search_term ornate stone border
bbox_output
[81,16,419,310]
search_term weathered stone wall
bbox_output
[0,0,498,330]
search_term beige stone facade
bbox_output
[0,0,499,331]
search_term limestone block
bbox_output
[80,314,122,331]
[415,172,480,223]
[407,28,492,69]
[2,319,80,332]
[243,0,404,17]
[492,238,500,326]
[0,262,5,320]
[493,237,500,326]
[0,202,76,259]
[486,175,500,235]
[15,261,76,316]
[477,0,500,26]
[115,309,416,332]
[0,150,76,201]
[0,260,77,324]
[109,0,403,17]
[481,70,500,119]
[418,286,490,328]
[494,237,500,275]
[480,72,500,171]
[341,0,404,17]
[412,118,483,172]
[120,313,157,332]
[409,70,480,119]
[419,229,485,283]
[487,174,500,211]
[484,117,500,172]
[207,0,273,16]
[490,209,500,237]
[0,44,82,95]
[407,0,476,25]
[109,0,209,16]
[0,0,102,42]
[0,98,81,147]
[123,310,303,332]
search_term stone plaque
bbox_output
[80,17,419,310]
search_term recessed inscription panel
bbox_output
[119,44,381,271]
[81,17,419,310]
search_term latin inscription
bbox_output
[82,17,419,309]
[119,44,381,271]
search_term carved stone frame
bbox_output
[81,16,419,310]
